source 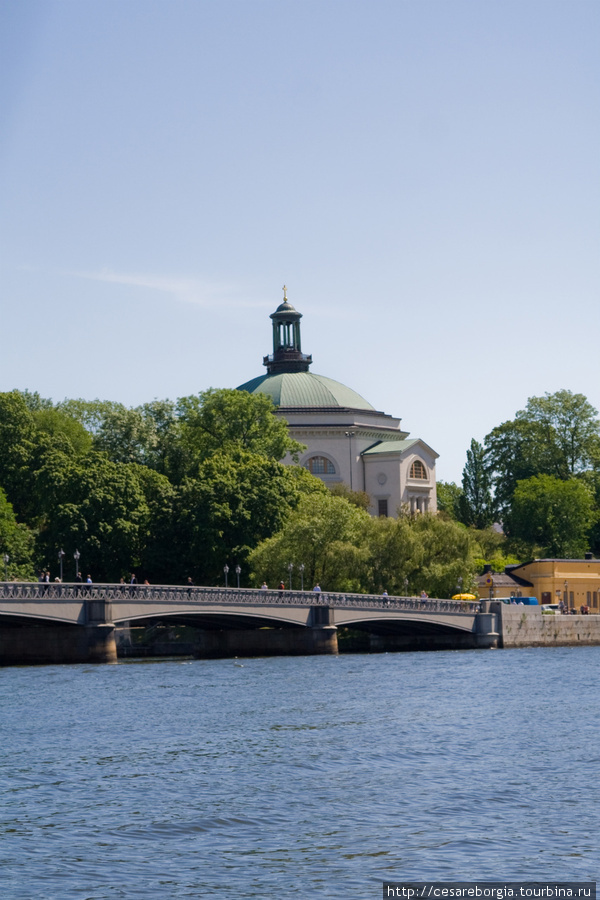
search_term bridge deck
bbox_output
[0,583,479,631]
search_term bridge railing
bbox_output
[0,582,479,614]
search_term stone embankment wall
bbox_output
[491,602,600,648]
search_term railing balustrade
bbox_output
[0,582,479,614]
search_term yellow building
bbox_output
[504,558,600,610]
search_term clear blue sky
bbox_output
[1,0,598,482]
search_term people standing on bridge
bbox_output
[260,582,268,590]
[278,581,285,590]
[313,583,321,592]
[86,574,92,584]
[130,574,137,585]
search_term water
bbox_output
[1,647,599,899]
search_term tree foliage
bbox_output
[0,388,314,583]
[250,502,478,598]
[505,475,595,558]
[177,388,305,469]
[458,439,493,529]
[249,491,370,592]
[0,486,35,580]
[435,481,462,520]
[484,390,600,517]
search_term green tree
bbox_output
[177,388,305,469]
[516,390,600,477]
[249,490,369,592]
[135,466,177,583]
[0,391,38,519]
[138,399,186,479]
[32,407,93,456]
[484,390,600,515]
[403,513,476,598]
[505,474,595,558]
[328,482,371,510]
[458,439,493,529]
[34,451,154,581]
[483,418,548,516]
[176,453,325,585]
[93,404,159,465]
[0,486,35,580]
[435,481,462,519]
[57,398,124,435]
[361,514,424,595]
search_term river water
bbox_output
[2,647,599,899]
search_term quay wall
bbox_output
[491,602,600,648]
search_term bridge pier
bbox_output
[193,625,338,659]
[0,621,117,666]
[475,608,499,649]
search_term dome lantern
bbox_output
[263,286,313,375]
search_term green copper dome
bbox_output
[237,289,376,411]
[237,371,375,411]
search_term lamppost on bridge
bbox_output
[58,549,65,582]
[564,580,569,609]
[3,554,8,581]
[287,562,294,590]
[404,577,409,597]
[223,564,229,588]
[74,549,80,580]
[457,576,463,596]
[235,565,241,588]
[299,563,305,591]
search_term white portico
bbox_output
[237,289,438,517]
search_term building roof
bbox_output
[475,571,533,590]
[237,371,377,412]
[362,439,419,455]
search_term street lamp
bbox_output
[223,564,229,588]
[58,549,65,582]
[457,576,463,596]
[404,577,409,596]
[299,563,305,591]
[235,565,241,588]
[3,554,8,581]
[287,562,294,590]
[74,549,80,579]
[564,580,569,609]
[344,431,355,490]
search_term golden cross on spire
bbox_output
[282,284,288,300]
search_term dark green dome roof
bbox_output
[236,371,375,411]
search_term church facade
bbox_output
[237,290,438,517]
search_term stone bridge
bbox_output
[0,583,497,665]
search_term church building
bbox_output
[237,289,438,517]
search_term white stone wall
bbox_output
[278,409,437,518]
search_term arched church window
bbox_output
[305,456,336,475]
[409,460,427,480]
